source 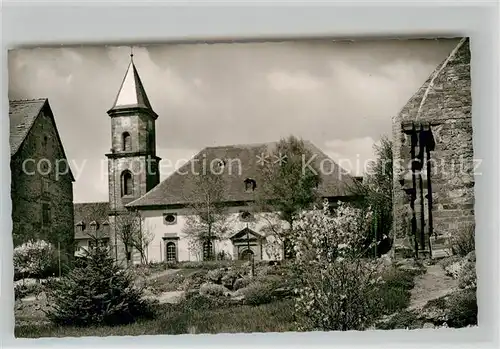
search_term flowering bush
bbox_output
[291,200,383,331]
[292,200,373,262]
[13,240,57,279]
[458,252,476,290]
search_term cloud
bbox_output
[8,39,460,202]
[324,137,376,176]
[267,70,324,92]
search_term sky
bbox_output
[8,38,460,203]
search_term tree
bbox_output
[347,136,393,256]
[255,136,321,258]
[114,210,154,265]
[45,240,156,327]
[182,170,231,261]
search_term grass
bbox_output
[377,266,423,315]
[15,299,297,338]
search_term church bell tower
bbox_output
[106,52,161,214]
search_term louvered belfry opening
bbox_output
[400,121,436,258]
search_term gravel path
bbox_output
[408,263,458,310]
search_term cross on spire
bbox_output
[130,46,134,60]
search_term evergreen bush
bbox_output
[45,245,157,327]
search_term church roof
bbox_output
[9,98,75,181]
[108,57,154,113]
[126,140,357,208]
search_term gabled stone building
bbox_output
[392,38,474,258]
[9,98,75,261]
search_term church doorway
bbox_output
[240,249,254,261]
[166,242,177,262]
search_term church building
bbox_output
[74,54,358,265]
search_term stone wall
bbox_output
[392,38,474,257]
[11,105,74,261]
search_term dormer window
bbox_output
[76,221,85,232]
[240,210,253,221]
[213,159,226,173]
[244,178,257,192]
[89,221,99,230]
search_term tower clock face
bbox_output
[122,119,131,127]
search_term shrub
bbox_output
[438,255,462,270]
[377,267,419,314]
[233,277,252,291]
[449,223,475,257]
[45,245,157,327]
[14,282,44,300]
[458,259,476,290]
[180,293,230,311]
[221,270,241,290]
[446,288,477,328]
[206,268,226,284]
[444,259,466,279]
[376,310,424,330]
[179,260,234,270]
[291,200,382,331]
[13,240,58,280]
[239,281,275,306]
[199,283,229,297]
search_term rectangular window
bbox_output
[42,178,50,194]
[42,203,51,226]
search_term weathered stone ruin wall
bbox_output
[392,38,474,257]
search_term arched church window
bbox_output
[166,242,177,262]
[122,132,132,151]
[121,171,133,196]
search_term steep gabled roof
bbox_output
[392,37,470,125]
[230,227,264,240]
[74,202,110,225]
[9,98,75,181]
[127,140,356,208]
[108,58,154,113]
[9,99,46,156]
